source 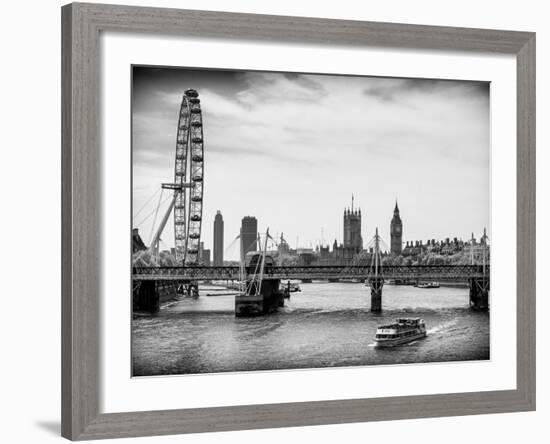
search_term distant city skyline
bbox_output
[132,67,490,260]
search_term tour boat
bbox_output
[417,281,440,288]
[374,318,427,347]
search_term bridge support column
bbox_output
[133,280,180,313]
[133,281,159,313]
[469,277,489,311]
[235,279,284,317]
[369,277,384,312]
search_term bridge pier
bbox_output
[469,277,489,311]
[133,281,159,313]
[133,280,180,313]
[369,277,384,312]
[235,279,285,317]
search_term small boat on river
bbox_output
[280,281,301,293]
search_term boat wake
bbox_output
[427,319,458,335]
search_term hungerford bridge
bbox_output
[133,227,490,315]
[133,89,489,315]
[133,264,489,282]
[133,263,490,313]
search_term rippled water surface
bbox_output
[132,282,489,376]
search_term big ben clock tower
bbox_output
[390,201,403,255]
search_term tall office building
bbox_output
[390,200,403,255]
[241,216,258,257]
[213,211,224,266]
[198,242,211,266]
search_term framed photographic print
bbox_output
[61,2,535,440]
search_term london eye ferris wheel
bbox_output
[148,88,204,265]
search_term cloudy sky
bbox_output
[132,67,490,259]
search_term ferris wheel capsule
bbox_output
[185,89,199,97]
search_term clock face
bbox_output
[395,226,401,234]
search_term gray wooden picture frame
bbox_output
[61,2,536,440]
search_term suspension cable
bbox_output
[134,192,172,229]
[149,189,164,245]
[133,187,161,220]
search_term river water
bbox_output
[132,282,490,376]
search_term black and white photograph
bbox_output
[131,66,491,377]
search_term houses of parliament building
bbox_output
[328,198,363,264]
[316,199,479,265]
[330,198,402,263]
[277,197,484,266]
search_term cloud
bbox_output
[236,72,326,106]
[362,77,489,105]
[134,72,489,169]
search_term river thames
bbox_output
[132,282,490,376]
